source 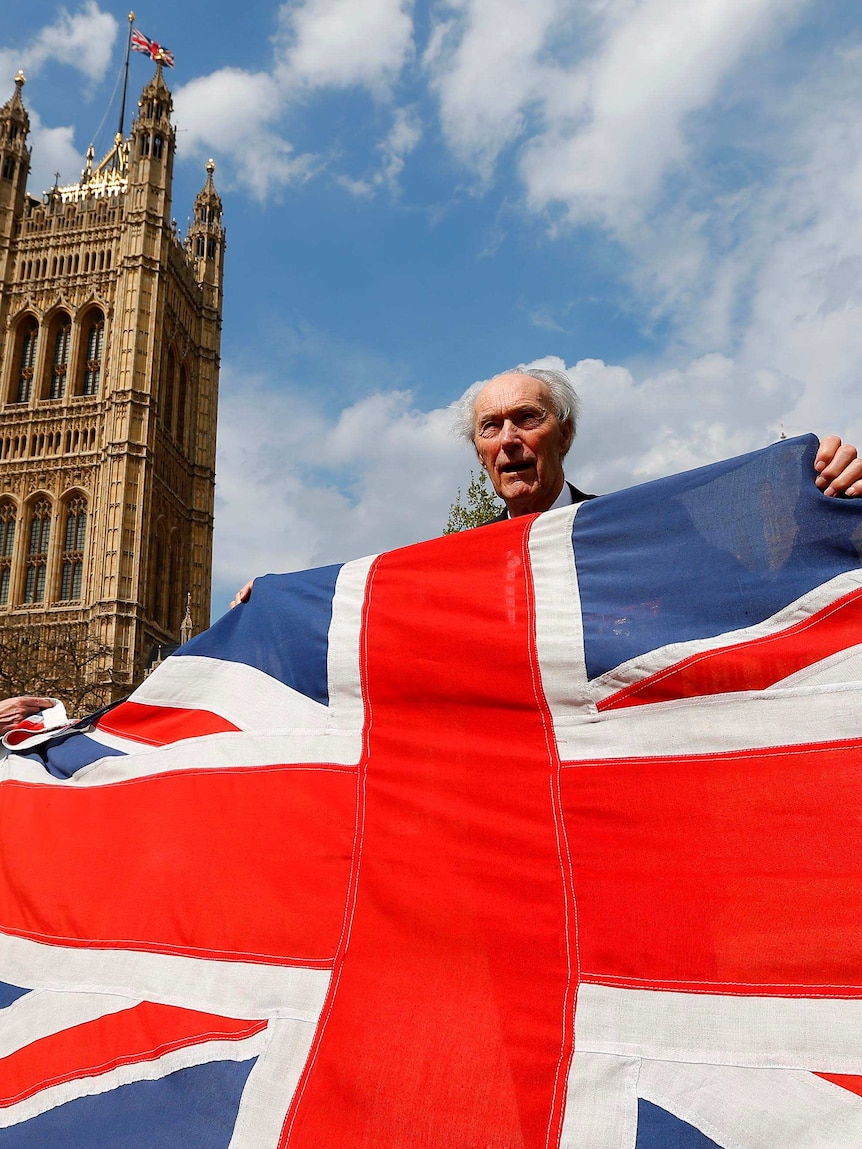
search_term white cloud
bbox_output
[26,111,83,193]
[424,0,862,456]
[0,3,118,86]
[173,68,319,196]
[275,0,414,94]
[566,354,803,492]
[211,367,465,615]
[522,0,806,231]
[425,0,808,236]
[173,0,416,195]
[425,0,561,180]
[614,47,862,449]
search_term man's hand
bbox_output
[230,579,255,609]
[815,436,862,497]
[0,695,55,736]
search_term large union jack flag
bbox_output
[2,434,862,1147]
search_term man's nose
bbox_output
[500,419,521,446]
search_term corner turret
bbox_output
[128,62,175,221]
[0,72,32,273]
[187,159,225,311]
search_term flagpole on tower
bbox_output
[117,12,135,143]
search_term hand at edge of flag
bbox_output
[814,436,862,498]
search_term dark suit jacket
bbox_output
[488,481,597,524]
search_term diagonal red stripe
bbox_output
[96,701,240,745]
[0,1001,265,1107]
[599,587,862,710]
[285,520,576,1149]
[815,1072,862,1098]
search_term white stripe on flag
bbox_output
[638,1059,862,1149]
[228,1015,319,1149]
[556,681,861,761]
[0,934,331,1021]
[327,556,375,733]
[133,655,329,731]
[576,983,862,1071]
[75,735,360,784]
[528,503,594,735]
[3,738,362,786]
[0,1030,267,1128]
[559,1051,638,1149]
[0,989,138,1060]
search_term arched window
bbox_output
[79,312,104,396]
[0,500,16,606]
[152,135,163,159]
[46,314,71,399]
[2,156,14,180]
[149,521,166,624]
[176,364,188,447]
[13,317,38,403]
[24,499,51,604]
[167,530,182,632]
[162,347,176,433]
[60,495,87,601]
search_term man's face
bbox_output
[472,373,572,517]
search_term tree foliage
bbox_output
[444,470,503,533]
[0,620,123,716]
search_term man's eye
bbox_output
[518,414,544,429]
[478,423,500,437]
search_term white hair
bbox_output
[451,366,581,448]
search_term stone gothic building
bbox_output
[0,64,224,705]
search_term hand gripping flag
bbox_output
[2,434,862,1148]
[131,29,174,68]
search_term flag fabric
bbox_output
[131,29,174,68]
[2,433,862,1147]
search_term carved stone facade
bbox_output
[0,66,224,702]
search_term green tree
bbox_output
[444,470,503,533]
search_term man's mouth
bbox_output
[500,461,533,474]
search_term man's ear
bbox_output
[560,417,575,456]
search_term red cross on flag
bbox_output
[2,435,862,1147]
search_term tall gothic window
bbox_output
[24,499,51,604]
[162,347,176,434]
[149,523,165,625]
[15,318,38,403]
[47,315,71,399]
[80,314,104,396]
[176,364,188,447]
[0,501,16,606]
[60,495,87,601]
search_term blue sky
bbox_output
[3,0,862,617]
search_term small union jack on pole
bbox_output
[131,27,175,68]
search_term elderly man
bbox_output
[231,368,861,606]
[453,366,862,518]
